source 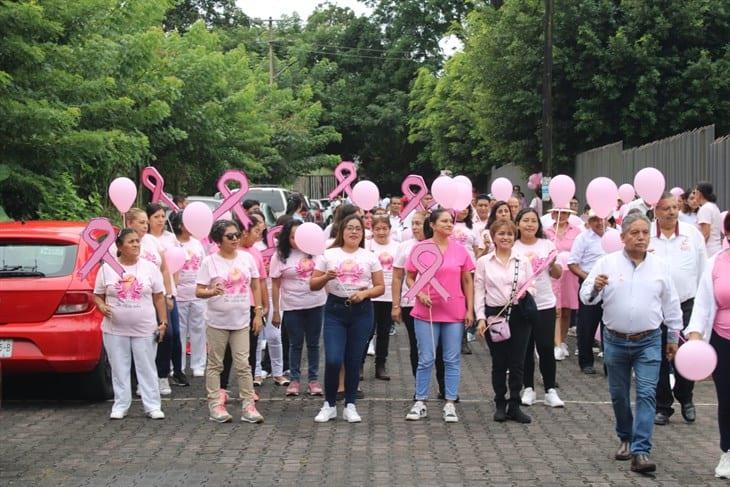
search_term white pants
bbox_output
[177,300,206,372]
[103,332,161,414]
[255,295,283,377]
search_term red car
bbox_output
[0,221,112,399]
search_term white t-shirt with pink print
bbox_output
[176,237,206,302]
[513,238,557,310]
[367,240,399,302]
[270,249,327,311]
[315,247,382,298]
[94,259,164,337]
[196,252,259,330]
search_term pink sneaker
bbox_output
[241,401,264,423]
[286,381,300,396]
[308,380,323,396]
[253,390,260,402]
[219,389,231,405]
[209,404,232,423]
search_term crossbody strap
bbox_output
[491,258,520,320]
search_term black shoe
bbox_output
[681,402,696,423]
[493,405,507,422]
[375,364,390,381]
[356,389,365,399]
[581,366,596,375]
[170,371,190,387]
[461,340,472,355]
[615,441,631,461]
[630,453,656,473]
[653,412,669,426]
[506,404,532,424]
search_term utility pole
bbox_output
[542,0,554,176]
[268,17,274,86]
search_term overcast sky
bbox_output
[237,0,371,21]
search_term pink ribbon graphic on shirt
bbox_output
[141,166,180,212]
[512,249,558,303]
[400,174,433,219]
[328,161,357,200]
[77,218,124,279]
[261,225,283,268]
[212,170,251,229]
[404,241,450,301]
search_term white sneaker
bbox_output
[367,339,375,356]
[554,346,565,361]
[159,378,172,395]
[442,402,458,423]
[192,368,205,377]
[544,388,565,408]
[521,387,536,406]
[314,402,337,423]
[405,401,428,421]
[560,342,569,356]
[716,451,730,478]
[343,403,362,423]
[146,409,165,419]
[109,410,128,420]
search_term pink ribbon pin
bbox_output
[400,175,430,219]
[78,218,124,279]
[261,225,283,268]
[404,241,450,301]
[212,170,251,229]
[328,161,357,200]
[141,166,180,212]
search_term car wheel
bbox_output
[80,348,113,401]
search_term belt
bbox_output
[605,328,656,341]
[328,294,370,308]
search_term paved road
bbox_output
[0,332,724,486]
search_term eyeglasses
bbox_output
[224,232,242,240]
[344,226,363,233]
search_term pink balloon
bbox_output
[491,177,512,202]
[601,231,624,253]
[618,184,635,204]
[165,247,187,274]
[294,222,326,256]
[453,175,473,193]
[569,215,585,228]
[108,177,137,213]
[183,202,214,240]
[451,178,473,211]
[586,177,618,218]
[674,340,717,381]
[351,180,380,210]
[431,176,454,208]
[527,172,542,191]
[634,167,665,206]
[548,175,575,209]
[670,187,684,198]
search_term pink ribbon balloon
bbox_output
[141,166,180,212]
[78,218,124,279]
[400,175,429,219]
[261,225,283,268]
[328,161,357,200]
[404,241,450,302]
[212,170,251,229]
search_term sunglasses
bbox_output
[224,232,242,240]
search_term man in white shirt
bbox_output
[388,196,403,232]
[472,194,491,252]
[649,192,707,426]
[580,212,682,474]
[568,212,619,374]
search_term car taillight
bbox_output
[55,292,94,315]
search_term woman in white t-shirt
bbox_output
[310,214,385,423]
[453,206,480,265]
[513,208,565,408]
[694,182,724,256]
[196,220,264,424]
[271,219,327,397]
[365,215,400,381]
[169,212,207,377]
[93,228,168,420]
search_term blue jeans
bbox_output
[414,319,463,401]
[284,306,324,382]
[323,296,374,406]
[155,297,182,377]
[603,328,662,455]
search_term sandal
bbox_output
[273,376,291,386]
[253,376,263,387]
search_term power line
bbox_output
[291,47,414,61]
[271,39,417,55]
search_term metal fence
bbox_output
[574,125,729,210]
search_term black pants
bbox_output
[524,307,557,391]
[577,299,603,369]
[221,308,258,389]
[402,307,419,377]
[485,305,532,407]
[156,298,182,378]
[711,331,730,452]
[369,301,393,366]
[656,299,695,416]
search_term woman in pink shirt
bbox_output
[686,212,730,478]
[270,219,327,396]
[475,219,537,424]
[404,209,474,423]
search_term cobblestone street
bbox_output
[0,333,724,486]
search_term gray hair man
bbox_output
[580,212,682,474]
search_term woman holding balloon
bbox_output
[685,212,730,478]
[405,209,474,423]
